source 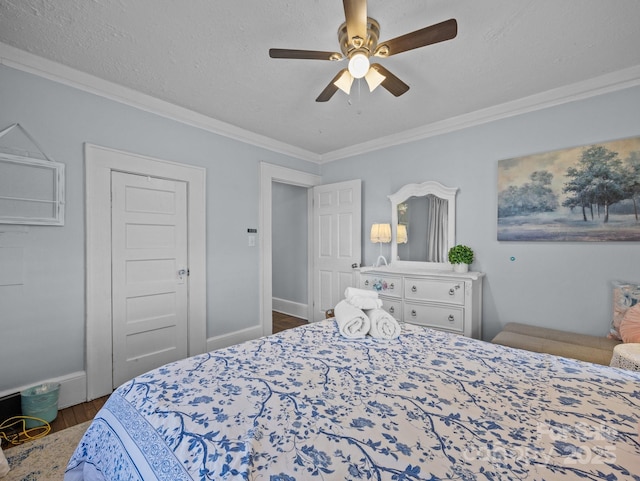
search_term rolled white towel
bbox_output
[334,300,371,339]
[344,287,382,309]
[364,308,401,340]
[347,296,383,310]
[344,287,378,300]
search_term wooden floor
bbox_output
[46,312,307,436]
[49,395,108,433]
[272,311,308,333]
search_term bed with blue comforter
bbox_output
[65,320,640,480]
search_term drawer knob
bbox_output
[389,306,395,313]
[411,285,417,293]
[411,309,417,317]
[448,315,455,322]
[364,280,369,286]
[389,283,394,290]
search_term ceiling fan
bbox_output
[269,0,457,102]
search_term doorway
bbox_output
[272,181,309,325]
[259,163,362,333]
[85,144,206,400]
[259,163,321,336]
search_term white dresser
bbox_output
[357,266,484,339]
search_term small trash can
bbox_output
[20,383,60,428]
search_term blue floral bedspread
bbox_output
[65,321,640,480]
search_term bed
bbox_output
[65,320,640,481]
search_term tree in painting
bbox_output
[562,146,626,223]
[498,170,558,217]
[626,151,640,221]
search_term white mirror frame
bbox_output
[389,181,458,269]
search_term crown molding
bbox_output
[2,43,639,166]
[0,43,321,164]
[319,64,640,164]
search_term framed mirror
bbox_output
[389,181,458,268]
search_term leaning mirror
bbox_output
[389,181,458,268]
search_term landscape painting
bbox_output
[498,135,640,241]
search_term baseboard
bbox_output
[0,319,289,411]
[0,371,87,410]
[206,324,264,352]
[0,325,272,411]
[272,298,308,320]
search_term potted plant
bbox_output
[448,244,474,273]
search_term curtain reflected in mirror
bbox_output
[397,195,448,262]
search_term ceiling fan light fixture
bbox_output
[364,67,385,92]
[270,6,458,102]
[348,52,370,78]
[333,70,354,95]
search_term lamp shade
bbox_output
[334,69,354,94]
[364,66,386,92]
[348,53,370,79]
[370,223,391,243]
[397,224,408,244]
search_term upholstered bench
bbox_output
[491,322,622,366]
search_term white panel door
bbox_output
[312,179,362,321]
[111,171,188,387]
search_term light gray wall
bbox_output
[272,182,308,304]
[0,65,319,392]
[1,61,639,395]
[321,85,640,341]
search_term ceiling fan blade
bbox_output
[343,0,367,45]
[374,18,457,57]
[269,49,343,61]
[370,64,409,97]
[316,69,350,102]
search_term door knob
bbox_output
[177,267,189,284]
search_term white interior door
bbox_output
[312,179,362,321]
[111,171,188,387]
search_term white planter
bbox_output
[453,263,469,273]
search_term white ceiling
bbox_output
[1,0,640,162]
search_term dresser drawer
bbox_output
[360,274,402,298]
[357,268,483,338]
[404,278,465,305]
[404,302,464,332]
[379,296,402,320]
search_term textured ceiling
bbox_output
[1,0,640,161]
